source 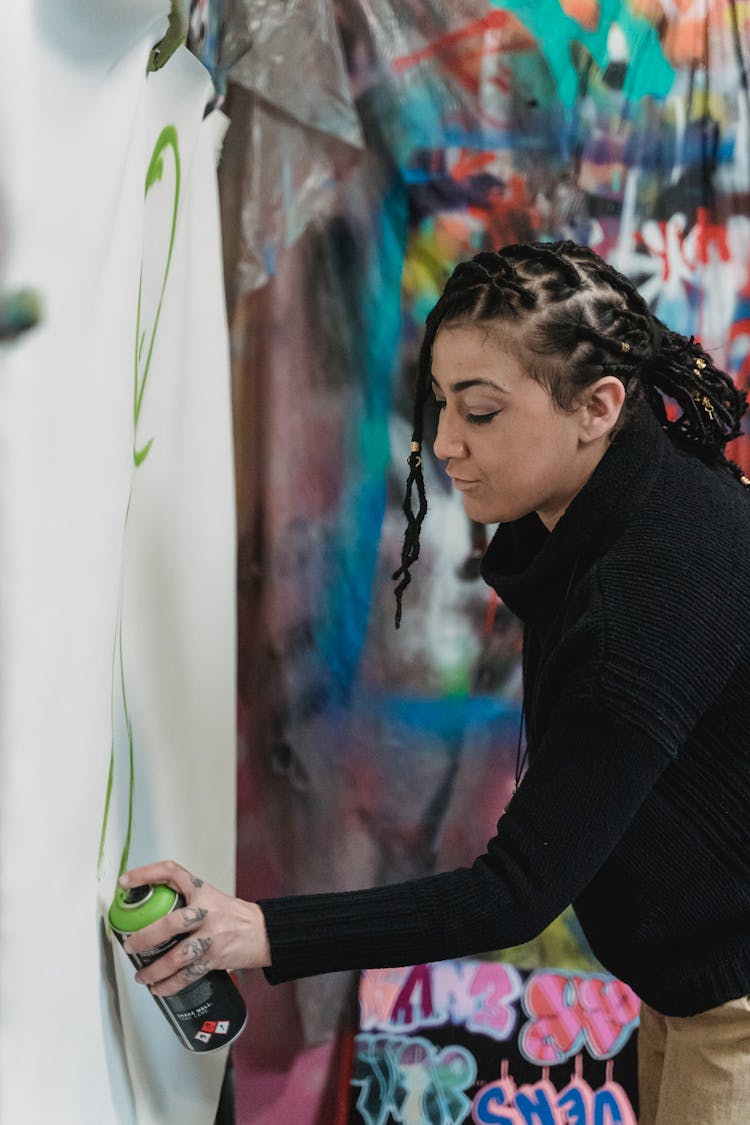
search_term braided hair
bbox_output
[392,240,749,626]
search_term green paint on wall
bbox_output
[133,124,181,467]
[98,125,181,878]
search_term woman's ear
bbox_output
[578,376,626,444]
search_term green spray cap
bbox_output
[108,883,179,934]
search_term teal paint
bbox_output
[0,287,42,340]
[489,0,675,108]
[313,177,408,701]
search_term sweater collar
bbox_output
[480,402,667,624]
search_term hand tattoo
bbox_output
[184,936,212,961]
[183,959,209,981]
[191,875,204,888]
[181,906,208,927]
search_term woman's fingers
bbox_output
[121,901,206,958]
[154,935,215,996]
[134,933,214,994]
[117,859,209,956]
[181,935,213,966]
[119,859,199,901]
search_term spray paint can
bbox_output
[109,883,247,1052]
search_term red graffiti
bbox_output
[391,12,535,128]
[391,964,434,1027]
[392,12,533,76]
[520,971,640,1065]
[690,206,731,267]
[636,209,733,288]
[729,317,750,388]
[451,149,498,181]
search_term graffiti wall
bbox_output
[217,2,750,1121]
[353,959,639,1124]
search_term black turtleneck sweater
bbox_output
[259,404,750,1017]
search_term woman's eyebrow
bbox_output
[431,376,509,394]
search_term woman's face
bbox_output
[430,324,604,530]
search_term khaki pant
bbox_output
[638,995,750,1124]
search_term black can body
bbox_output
[109,883,247,1052]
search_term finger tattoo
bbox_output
[184,937,212,961]
[181,906,208,927]
[183,959,209,981]
[191,875,204,888]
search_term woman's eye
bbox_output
[467,410,501,425]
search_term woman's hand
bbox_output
[117,861,271,997]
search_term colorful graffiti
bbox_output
[361,962,524,1042]
[353,1041,636,1125]
[520,972,640,1065]
[353,963,639,1123]
[352,1029,636,1125]
[360,962,639,1067]
[389,0,750,418]
[472,1059,636,1125]
[353,1034,477,1125]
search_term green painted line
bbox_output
[98,124,181,878]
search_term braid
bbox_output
[392,314,434,628]
[647,328,747,461]
[394,240,749,626]
[502,242,582,292]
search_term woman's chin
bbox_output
[461,493,533,526]
[461,495,502,524]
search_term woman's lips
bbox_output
[449,476,480,492]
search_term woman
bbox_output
[120,241,750,1123]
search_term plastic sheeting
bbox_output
[218,0,365,294]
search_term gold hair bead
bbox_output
[692,390,715,419]
[741,475,750,487]
[410,441,421,453]
[408,440,422,468]
[621,342,630,352]
[695,357,706,369]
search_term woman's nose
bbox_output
[433,409,467,462]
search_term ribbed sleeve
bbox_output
[260,882,435,983]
